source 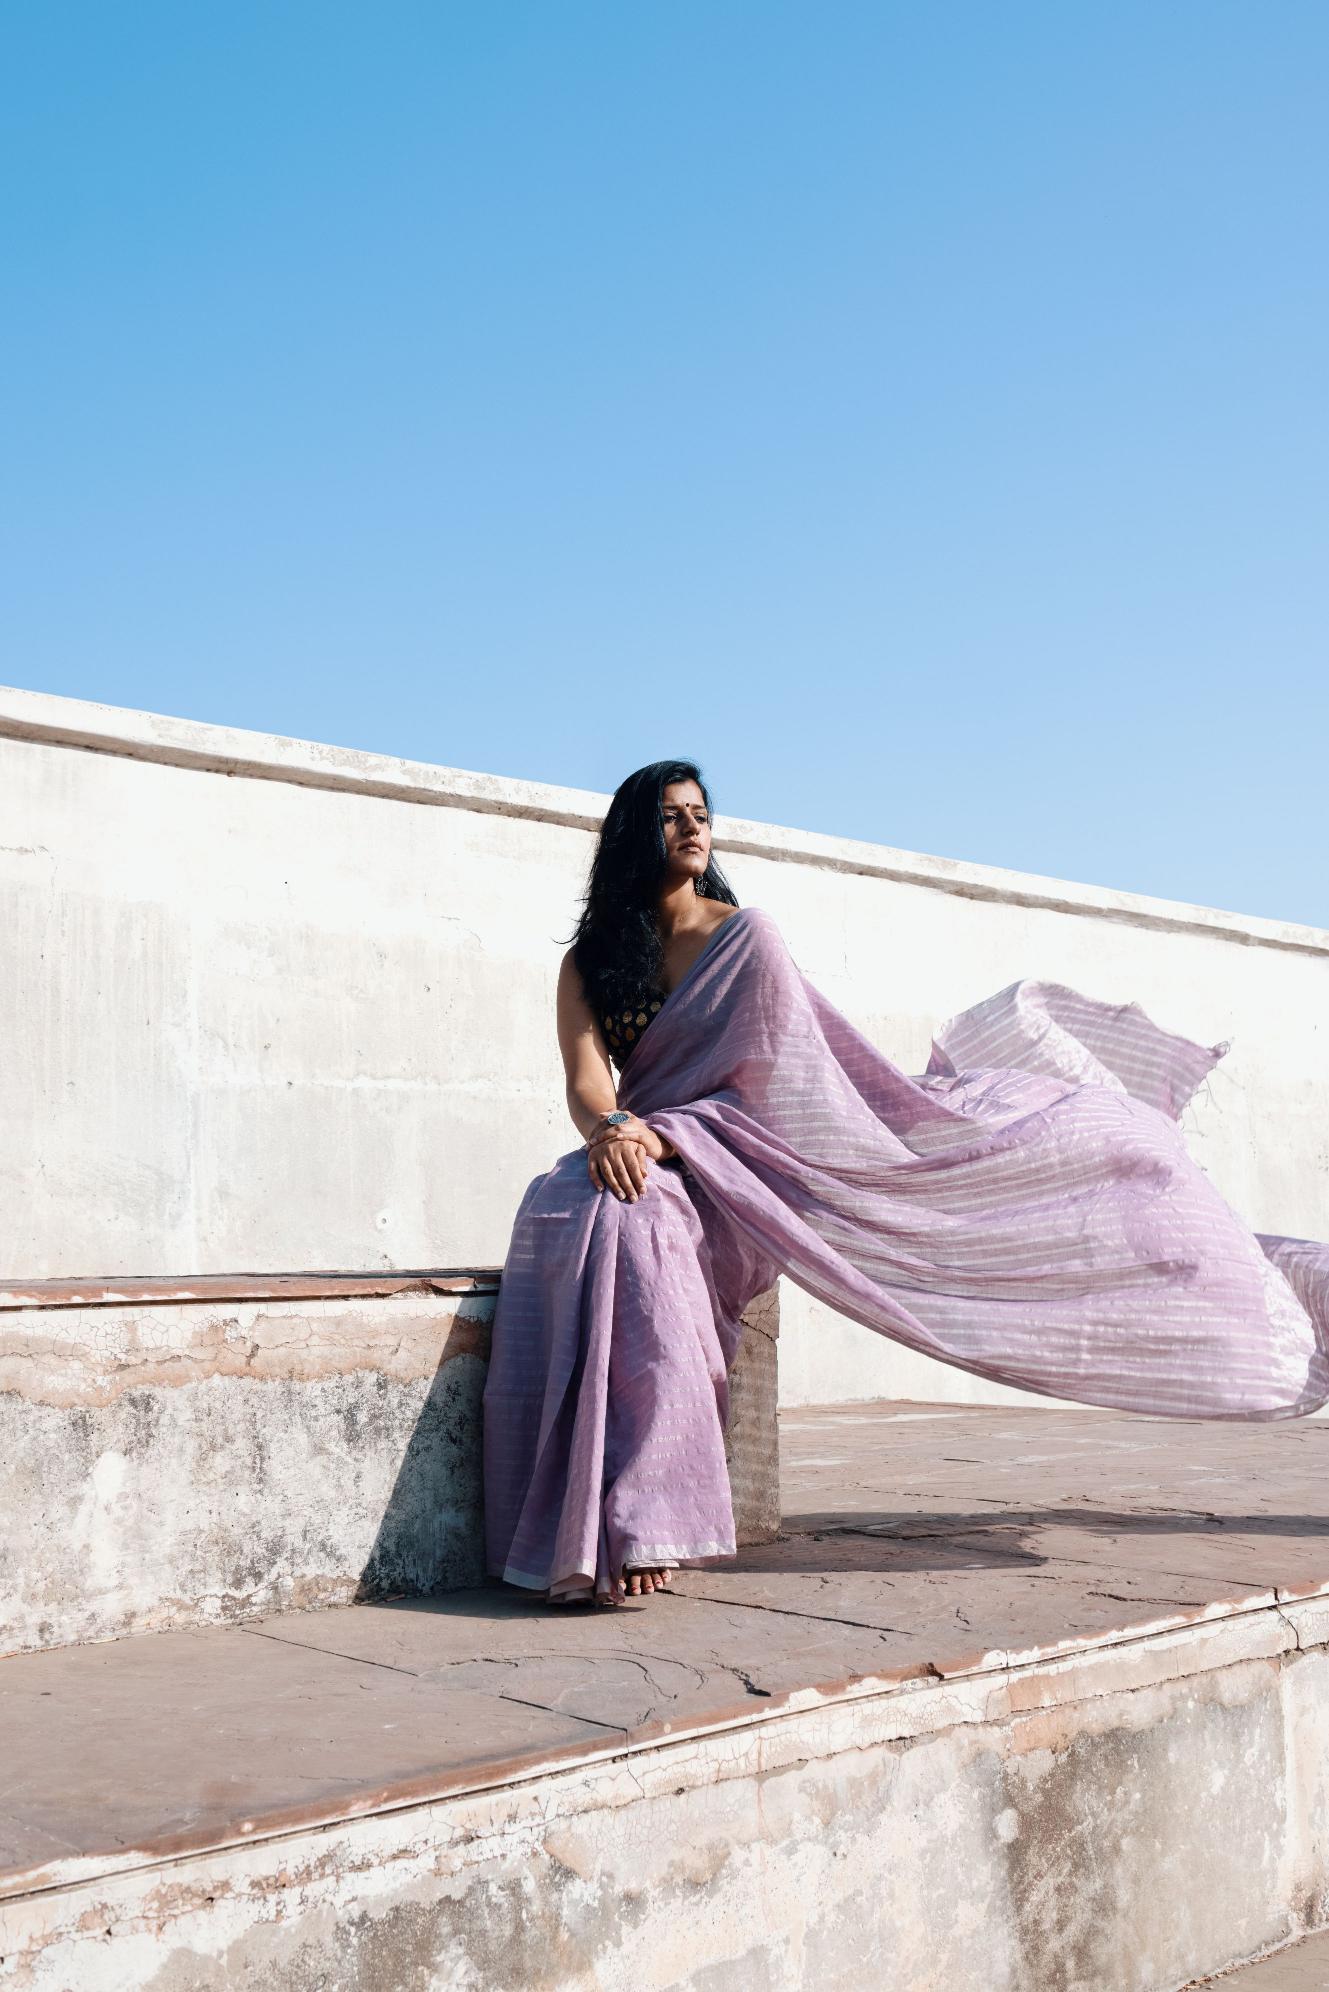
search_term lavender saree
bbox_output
[483,905,1329,1599]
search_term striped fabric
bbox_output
[483,905,1329,1599]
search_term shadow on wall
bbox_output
[356,1333,491,1601]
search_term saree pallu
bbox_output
[483,905,1329,1599]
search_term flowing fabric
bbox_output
[483,904,1329,1598]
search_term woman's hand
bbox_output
[585,1114,675,1200]
[587,1133,650,1201]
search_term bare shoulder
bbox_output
[557,945,591,1006]
[719,903,774,935]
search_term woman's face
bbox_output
[660,779,711,884]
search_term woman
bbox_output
[483,760,1329,1606]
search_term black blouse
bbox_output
[600,991,666,1066]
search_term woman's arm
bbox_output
[556,949,620,1142]
[556,950,674,1197]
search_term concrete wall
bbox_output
[0,1276,779,1657]
[4,684,1327,1410]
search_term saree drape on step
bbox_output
[483,905,1329,1599]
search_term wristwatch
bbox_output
[599,1111,631,1128]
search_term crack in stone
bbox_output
[678,1589,911,1638]
[489,1690,623,1732]
[582,1652,686,1690]
[1272,1602,1304,1653]
[809,1521,1045,1567]
[1085,1589,1201,1607]
[236,1626,420,1678]
[237,1628,637,1731]
[722,1668,772,1699]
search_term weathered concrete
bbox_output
[1,1278,779,1656]
[1186,1927,1329,1984]
[3,684,1327,1414]
[721,1279,781,1547]
[4,1401,1329,1989]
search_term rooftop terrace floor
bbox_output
[5,1398,1329,1891]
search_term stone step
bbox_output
[4,1402,1329,1989]
[1,1273,779,1656]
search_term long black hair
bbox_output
[566,759,739,1022]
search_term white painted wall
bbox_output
[4,685,1326,1408]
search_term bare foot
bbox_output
[547,1565,677,1606]
[621,1566,674,1600]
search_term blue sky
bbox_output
[3,4,1326,924]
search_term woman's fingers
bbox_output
[605,1147,643,1200]
[587,1145,627,1195]
[588,1137,651,1200]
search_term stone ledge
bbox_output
[1,1280,780,1656]
[4,681,1324,955]
[0,1270,502,1310]
[3,1581,1324,1904]
[5,1402,1329,1990]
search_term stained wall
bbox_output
[4,684,1325,1409]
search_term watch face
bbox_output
[607,1111,629,1123]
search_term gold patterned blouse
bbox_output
[600,992,666,1066]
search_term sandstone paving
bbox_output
[778,1402,1329,1598]
[0,1623,617,1884]
[674,1402,1329,1670]
[4,1399,1329,1896]
[671,1529,1242,1670]
[240,1586,925,1726]
[779,1403,1329,1520]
